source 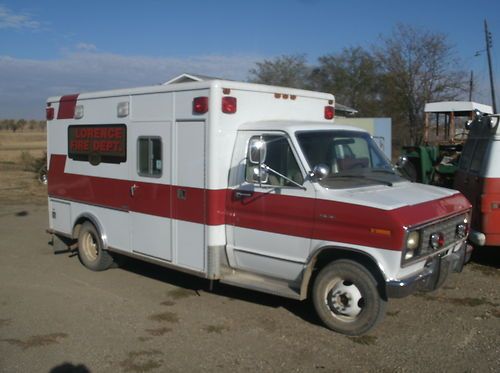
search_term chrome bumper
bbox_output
[386,242,473,298]
[469,230,486,246]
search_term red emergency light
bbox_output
[193,97,209,114]
[46,106,55,120]
[222,97,237,114]
[324,106,335,120]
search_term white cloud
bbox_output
[0,5,40,30]
[76,43,97,52]
[0,51,260,119]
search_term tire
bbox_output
[77,221,114,271]
[38,165,48,185]
[312,259,386,336]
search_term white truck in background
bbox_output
[46,79,471,335]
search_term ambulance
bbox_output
[46,79,472,335]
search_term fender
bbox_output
[72,212,109,250]
[299,245,388,300]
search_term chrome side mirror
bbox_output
[396,155,408,168]
[251,166,269,184]
[248,137,267,164]
[395,156,417,182]
[310,164,329,181]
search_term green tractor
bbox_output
[398,101,493,187]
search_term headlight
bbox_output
[404,231,420,260]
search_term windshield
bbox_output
[296,130,400,188]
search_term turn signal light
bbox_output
[193,97,208,114]
[222,97,237,114]
[324,106,335,120]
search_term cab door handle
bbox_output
[234,190,253,200]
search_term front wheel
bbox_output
[77,221,114,271]
[312,259,386,336]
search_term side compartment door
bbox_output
[171,121,206,271]
[226,131,315,282]
[129,122,173,261]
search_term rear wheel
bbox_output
[77,221,114,271]
[312,259,386,336]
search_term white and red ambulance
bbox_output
[46,79,471,335]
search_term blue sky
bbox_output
[1,0,499,118]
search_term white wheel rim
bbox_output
[82,232,98,262]
[324,278,364,321]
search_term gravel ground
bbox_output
[0,203,499,373]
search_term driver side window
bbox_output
[245,135,304,187]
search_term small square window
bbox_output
[138,137,162,177]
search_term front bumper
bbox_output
[469,230,486,246]
[386,241,473,298]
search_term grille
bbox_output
[419,214,466,255]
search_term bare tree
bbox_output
[375,24,467,144]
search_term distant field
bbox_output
[0,130,46,163]
[0,130,47,205]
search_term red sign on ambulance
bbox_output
[68,124,126,165]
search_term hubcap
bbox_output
[82,232,99,262]
[326,279,363,320]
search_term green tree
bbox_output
[311,47,382,116]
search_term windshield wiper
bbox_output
[371,168,396,174]
[330,173,393,187]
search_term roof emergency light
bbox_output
[193,97,209,114]
[324,106,335,120]
[46,106,54,120]
[222,97,237,114]
[74,105,84,119]
[117,101,129,118]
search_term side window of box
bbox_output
[138,137,162,177]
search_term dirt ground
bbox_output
[0,132,499,372]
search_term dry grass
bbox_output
[0,130,47,205]
[0,131,46,163]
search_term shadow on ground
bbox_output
[114,253,322,328]
[471,246,500,269]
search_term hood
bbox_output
[319,181,460,211]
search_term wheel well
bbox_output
[306,247,388,301]
[72,217,91,239]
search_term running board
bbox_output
[220,271,301,300]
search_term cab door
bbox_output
[226,131,315,282]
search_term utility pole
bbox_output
[485,19,497,113]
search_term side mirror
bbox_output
[396,156,417,182]
[251,166,269,184]
[396,155,408,168]
[248,137,267,165]
[310,164,329,181]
